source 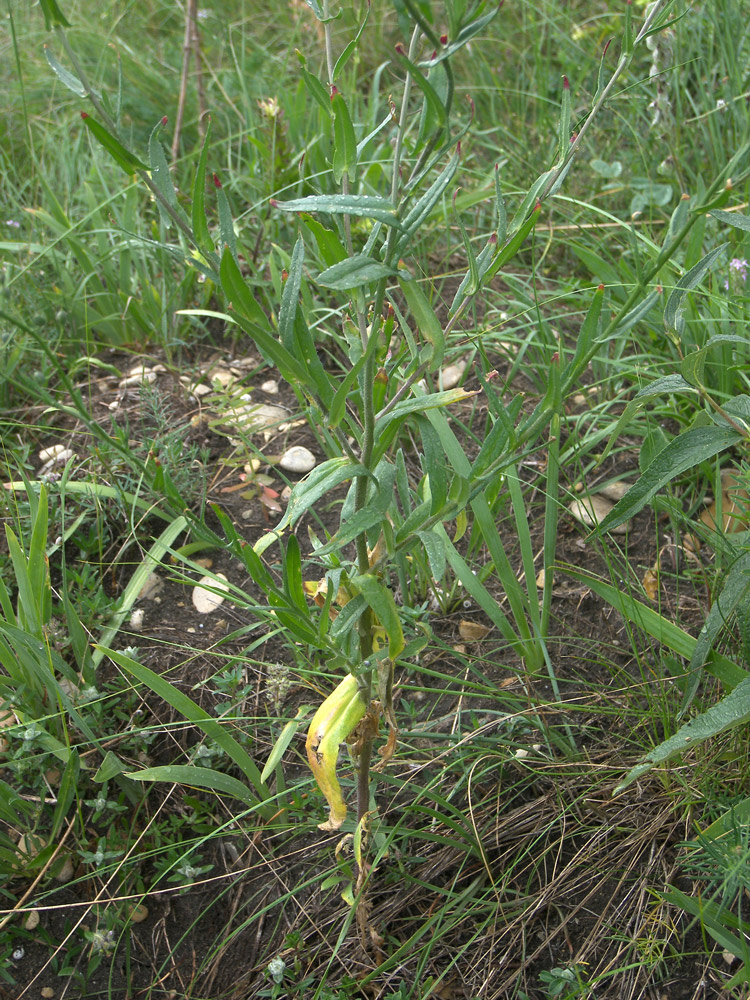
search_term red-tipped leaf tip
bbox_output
[597,284,604,291]
[394,43,405,54]
[430,50,437,61]
[551,352,559,363]
[440,34,448,45]
[213,173,221,188]
[80,112,89,119]
[281,269,289,281]
[330,85,339,97]
[563,76,570,90]
[603,38,612,56]
[161,115,168,126]
[457,141,462,155]
[570,132,578,143]
[489,233,498,244]
[467,96,475,113]
[269,199,279,207]
[534,200,542,212]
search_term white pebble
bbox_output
[279,446,316,474]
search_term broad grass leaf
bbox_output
[616,676,750,792]
[663,243,728,333]
[191,118,214,254]
[43,45,85,96]
[350,573,404,658]
[317,255,398,290]
[709,209,750,233]
[125,764,258,804]
[332,91,358,184]
[99,646,271,810]
[80,114,147,174]
[597,425,742,534]
[275,458,367,532]
[274,194,402,229]
[39,0,70,29]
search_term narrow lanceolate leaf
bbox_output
[273,194,403,229]
[125,764,258,804]
[709,209,750,233]
[192,118,214,254]
[399,273,445,369]
[275,458,367,532]
[296,54,333,117]
[44,45,85,96]
[616,677,750,792]
[393,47,448,131]
[317,254,398,291]
[597,425,742,534]
[148,117,185,229]
[215,176,237,261]
[599,373,698,464]
[279,237,304,352]
[374,387,479,437]
[98,646,271,808]
[350,573,405,658]
[261,706,310,784]
[331,90,358,184]
[79,113,147,175]
[681,551,750,715]
[394,150,459,255]
[558,76,571,162]
[663,243,728,333]
[39,0,71,28]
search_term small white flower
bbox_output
[716,99,728,111]
[268,956,286,983]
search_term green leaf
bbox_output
[191,117,214,254]
[300,214,347,268]
[317,255,399,290]
[283,534,307,614]
[261,706,310,783]
[709,209,750,233]
[564,568,749,692]
[274,194,403,229]
[482,201,542,283]
[681,551,750,714]
[39,0,71,28]
[219,249,311,387]
[98,646,271,810]
[332,3,370,79]
[616,676,750,792]
[599,373,698,463]
[148,117,185,230]
[663,243,728,333]
[393,48,448,132]
[597,425,742,534]
[79,113,147,175]
[43,44,85,96]
[315,461,396,555]
[415,528,446,582]
[216,181,237,261]
[681,334,750,388]
[275,458,367,532]
[558,76,571,162]
[394,150,459,255]
[279,237,305,352]
[374,387,478,439]
[125,764,257,804]
[332,91,358,184]
[398,273,445,369]
[351,574,404,659]
[296,57,333,117]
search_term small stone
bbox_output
[225,402,289,434]
[38,443,67,464]
[279,446,316,474]
[568,495,630,534]
[192,573,230,614]
[438,361,467,390]
[535,569,546,589]
[42,988,55,998]
[245,459,262,474]
[210,369,235,388]
[54,853,74,883]
[39,448,74,474]
[261,379,279,394]
[24,909,39,931]
[127,362,153,377]
[120,370,157,388]
[188,383,211,398]
[598,480,631,502]
[129,608,144,631]
[137,572,164,601]
[128,903,149,923]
